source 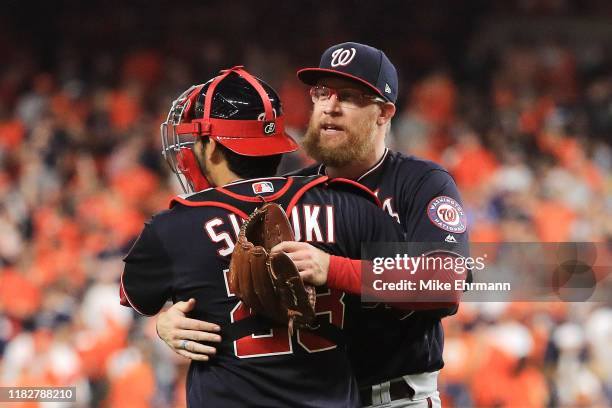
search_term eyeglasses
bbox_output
[310,86,386,109]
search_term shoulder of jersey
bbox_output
[172,186,216,203]
[388,150,449,177]
[145,208,176,229]
[288,174,325,182]
[323,178,380,207]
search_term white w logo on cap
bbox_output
[330,48,356,67]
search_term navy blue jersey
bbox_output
[291,149,470,385]
[121,175,403,407]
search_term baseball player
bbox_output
[156,44,470,407]
[120,66,404,407]
[285,42,470,407]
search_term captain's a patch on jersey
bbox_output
[427,196,467,233]
[252,181,274,194]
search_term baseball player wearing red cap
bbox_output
[120,66,405,407]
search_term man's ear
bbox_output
[194,137,215,163]
[377,102,396,126]
[206,138,224,164]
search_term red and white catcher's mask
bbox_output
[160,66,298,193]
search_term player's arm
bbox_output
[276,173,469,309]
[121,222,173,316]
[326,194,406,293]
[122,222,222,360]
[350,169,469,310]
[271,191,404,293]
[392,169,470,311]
[404,169,469,248]
[155,299,221,361]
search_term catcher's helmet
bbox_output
[161,66,298,193]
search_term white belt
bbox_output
[401,370,439,400]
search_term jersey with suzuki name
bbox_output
[291,149,470,386]
[121,175,403,407]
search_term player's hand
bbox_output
[156,298,222,361]
[270,241,330,286]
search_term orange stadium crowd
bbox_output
[1,2,612,407]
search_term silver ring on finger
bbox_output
[181,339,189,351]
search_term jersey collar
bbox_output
[221,176,285,187]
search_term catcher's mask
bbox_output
[161,66,298,193]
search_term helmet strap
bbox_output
[176,147,211,191]
[202,66,276,128]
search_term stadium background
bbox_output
[0,1,610,406]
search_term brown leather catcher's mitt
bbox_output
[229,203,316,334]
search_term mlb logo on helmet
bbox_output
[252,181,274,194]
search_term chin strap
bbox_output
[176,148,211,191]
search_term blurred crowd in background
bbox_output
[0,1,611,407]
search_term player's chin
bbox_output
[319,129,348,147]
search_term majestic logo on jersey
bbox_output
[330,47,356,67]
[427,196,467,233]
[444,234,457,243]
[252,181,274,194]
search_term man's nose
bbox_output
[323,94,342,114]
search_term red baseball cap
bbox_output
[172,66,298,157]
